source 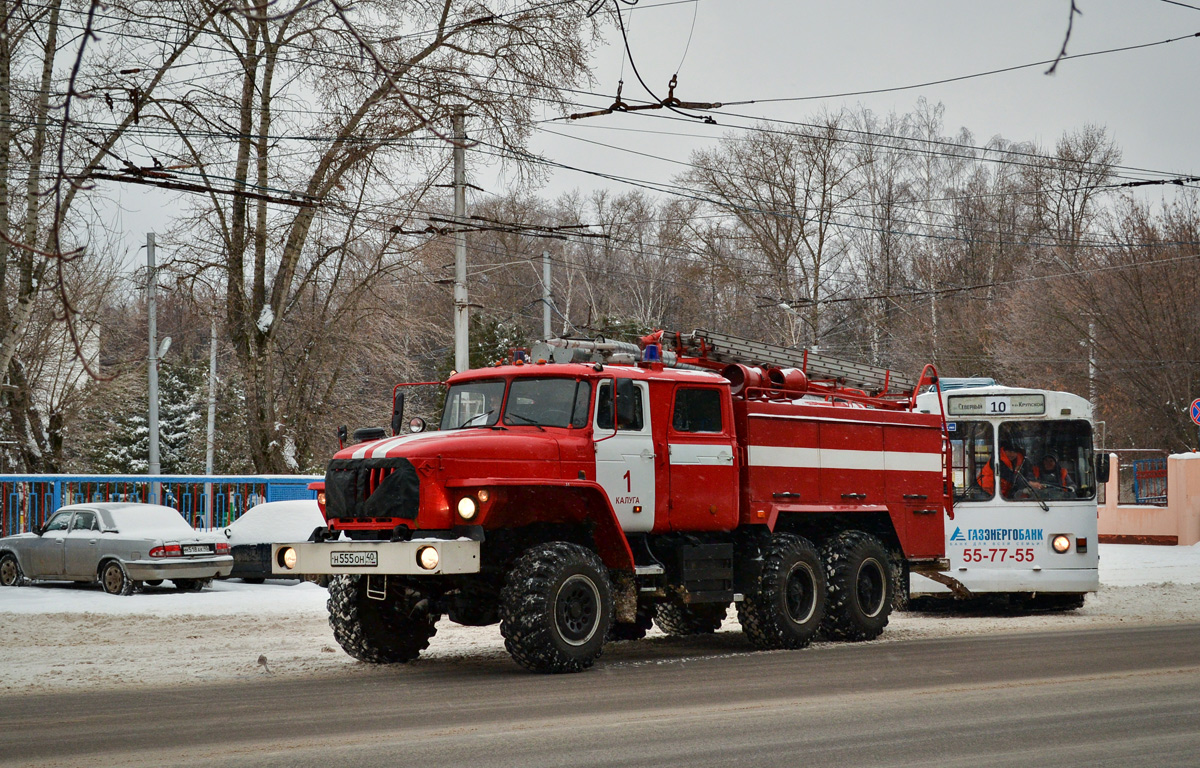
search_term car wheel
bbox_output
[99,560,136,596]
[0,553,27,587]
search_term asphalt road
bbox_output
[4,623,1199,768]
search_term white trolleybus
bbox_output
[912,379,1109,610]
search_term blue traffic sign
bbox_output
[1191,399,1200,426]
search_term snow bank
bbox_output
[2,544,1199,694]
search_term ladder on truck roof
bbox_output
[672,329,914,393]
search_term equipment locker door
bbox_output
[595,379,656,533]
[667,385,737,531]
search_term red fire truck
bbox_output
[275,330,950,673]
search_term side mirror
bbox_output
[337,425,348,449]
[1095,453,1111,484]
[391,392,406,436]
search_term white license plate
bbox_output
[183,545,211,555]
[331,551,378,567]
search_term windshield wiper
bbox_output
[1014,468,1050,511]
[459,409,495,428]
[506,412,546,431]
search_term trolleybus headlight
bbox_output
[457,496,478,520]
[278,546,298,570]
[1051,534,1072,554]
[417,546,440,570]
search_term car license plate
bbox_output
[331,551,378,567]
[183,545,212,555]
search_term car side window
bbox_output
[43,512,71,532]
[672,388,724,433]
[70,511,97,531]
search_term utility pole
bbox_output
[452,106,469,373]
[147,234,160,495]
[542,250,552,340]
[204,316,218,528]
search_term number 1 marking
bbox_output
[623,469,631,492]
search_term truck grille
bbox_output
[325,457,420,522]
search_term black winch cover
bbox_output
[325,457,420,520]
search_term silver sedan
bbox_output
[0,503,233,594]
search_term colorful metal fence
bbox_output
[0,474,322,536]
[1131,458,1168,506]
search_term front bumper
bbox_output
[272,538,481,576]
[124,556,234,581]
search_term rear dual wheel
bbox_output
[739,533,825,650]
[821,531,893,641]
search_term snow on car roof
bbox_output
[224,500,325,546]
[84,503,197,536]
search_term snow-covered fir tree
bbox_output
[90,364,204,474]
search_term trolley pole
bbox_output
[204,316,218,528]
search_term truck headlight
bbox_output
[1051,534,1071,554]
[417,546,440,570]
[278,546,298,570]
[457,496,478,520]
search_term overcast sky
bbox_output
[503,0,1200,202]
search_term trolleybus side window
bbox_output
[949,421,994,501]
[997,420,1096,501]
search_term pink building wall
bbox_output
[1098,452,1200,546]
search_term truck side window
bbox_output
[673,388,723,433]
[596,381,644,431]
[570,381,592,429]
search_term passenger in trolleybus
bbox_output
[1031,455,1076,494]
[977,439,1033,498]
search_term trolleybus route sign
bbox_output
[1190,398,1200,426]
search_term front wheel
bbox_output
[821,531,893,641]
[327,575,439,664]
[739,533,826,650]
[0,553,26,587]
[500,542,613,673]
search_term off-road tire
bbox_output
[821,531,893,641]
[654,598,728,636]
[99,560,136,596]
[0,553,26,587]
[302,574,332,588]
[327,575,439,664]
[499,542,612,673]
[738,533,825,650]
[609,603,654,641]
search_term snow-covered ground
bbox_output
[2,544,1198,694]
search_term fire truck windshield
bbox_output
[441,379,504,429]
[504,378,591,429]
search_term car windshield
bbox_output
[504,378,591,428]
[440,379,505,429]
